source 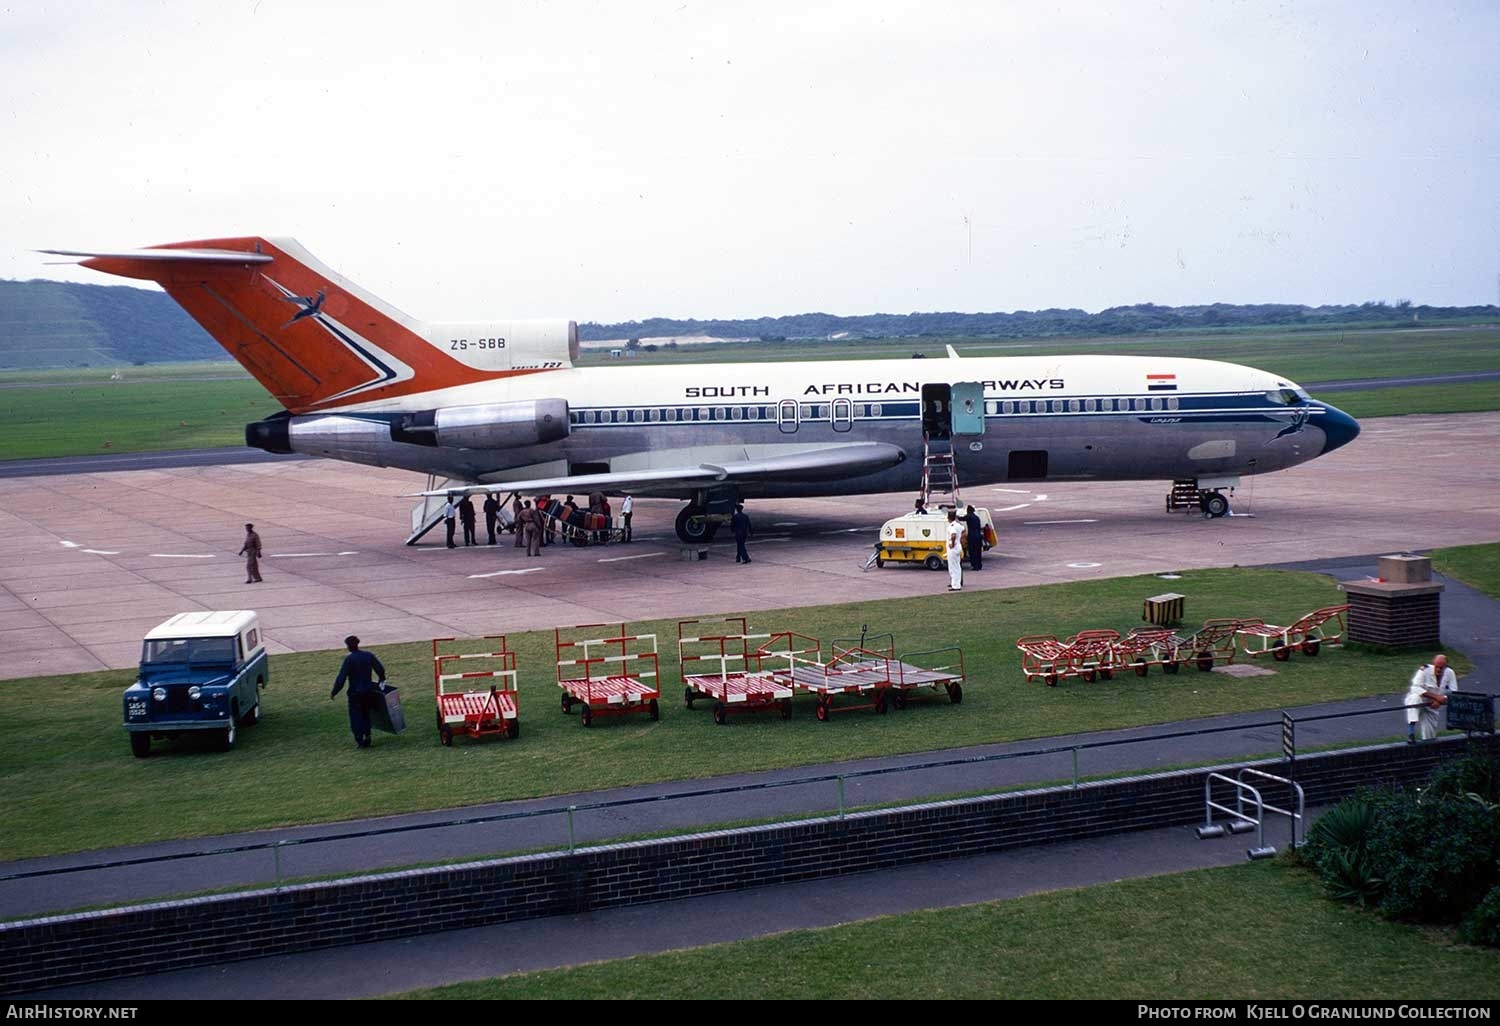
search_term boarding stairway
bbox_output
[405,476,517,545]
[919,434,963,509]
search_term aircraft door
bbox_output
[921,383,951,439]
[951,382,986,436]
[831,397,853,432]
[777,399,799,434]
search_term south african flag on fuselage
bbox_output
[1146,374,1177,392]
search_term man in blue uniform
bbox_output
[330,635,387,748]
[731,504,753,564]
[964,505,984,571]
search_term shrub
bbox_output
[1424,751,1500,804]
[1460,882,1500,946]
[1366,788,1500,923]
[1304,795,1384,906]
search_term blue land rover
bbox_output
[124,611,268,757]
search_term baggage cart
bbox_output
[678,617,793,724]
[1238,604,1349,661]
[555,623,660,726]
[432,636,520,745]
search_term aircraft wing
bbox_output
[411,442,907,497]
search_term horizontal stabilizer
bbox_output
[411,442,907,497]
[38,247,273,264]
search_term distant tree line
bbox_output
[1,278,1496,369]
[580,300,1499,343]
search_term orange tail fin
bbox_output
[47,237,500,413]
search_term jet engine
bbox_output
[392,399,570,449]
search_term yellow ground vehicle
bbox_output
[868,508,995,570]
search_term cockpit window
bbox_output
[1266,388,1306,406]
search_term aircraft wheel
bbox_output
[675,505,718,543]
[1203,492,1230,518]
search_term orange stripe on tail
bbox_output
[76,237,521,413]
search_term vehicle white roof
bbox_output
[145,611,259,640]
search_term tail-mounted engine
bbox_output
[392,399,570,450]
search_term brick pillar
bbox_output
[1341,555,1443,650]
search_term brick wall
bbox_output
[2,736,1487,995]
[1347,590,1442,649]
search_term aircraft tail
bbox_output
[42,237,512,413]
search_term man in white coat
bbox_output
[1406,653,1459,742]
[945,509,964,592]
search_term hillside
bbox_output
[0,280,227,369]
[1,278,1497,370]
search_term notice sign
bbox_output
[1446,692,1495,734]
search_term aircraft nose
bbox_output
[1319,403,1361,454]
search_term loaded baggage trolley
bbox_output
[678,617,793,724]
[432,636,520,745]
[538,498,623,546]
[764,635,893,720]
[1237,604,1350,661]
[555,623,661,727]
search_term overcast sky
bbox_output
[2,1,1496,321]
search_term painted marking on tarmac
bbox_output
[337,551,358,556]
[468,567,546,579]
[1066,561,1103,569]
[267,552,341,558]
[1034,494,1049,501]
[59,540,80,548]
[773,521,801,527]
[1023,519,1098,525]
[150,553,216,559]
[993,503,1032,513]
[989,488,1032,494]
[597,551,666,563]
[819,527,875,535]
[81,549,121,555]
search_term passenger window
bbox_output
[1085,399,1096,412]
[1068,399,1081,413]
[1167,397,1179,411]
[872,403,883,417]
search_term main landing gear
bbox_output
[675,504,719,543]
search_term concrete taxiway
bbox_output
[0,411,1497,681]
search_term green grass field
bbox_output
[0,567,1462,861]
[395,860,1500,1000]
[1433,543,1500,601]
[1,327,1497,459]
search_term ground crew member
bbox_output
[330,635,386,749]
[964,505,984,572]
[914,497,928,515]
[459,495,477,546]
[621,494,634,542]
[945,510,963,591]
[512,496,525,547]
[731,504,753,564]
[520,500,542,556]
[483,493,500,544]
[442,495,458,549]
[536,496,554,546]
[238,523,263,584]
[1406,653,1459,741]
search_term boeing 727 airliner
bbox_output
[46,237,1360,542]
